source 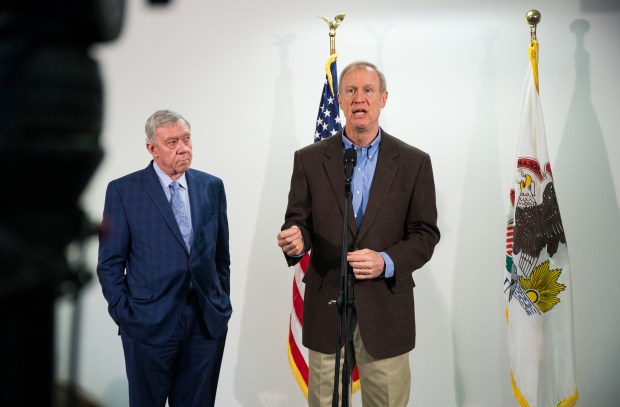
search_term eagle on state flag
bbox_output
[509,165,566,301]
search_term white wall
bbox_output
[55,0,620,406]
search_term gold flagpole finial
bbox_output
[526,10,541,93]
[526,10,541,41]
[319,13,346,55]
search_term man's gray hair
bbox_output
[145,110,191,143]
[338,61,387,94]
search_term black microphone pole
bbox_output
[332,148,357,407]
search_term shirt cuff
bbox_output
[380,252,394,278]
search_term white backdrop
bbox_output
[55,0,620,406]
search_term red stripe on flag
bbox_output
[506,221,514,256]
[299,251,309,272]
[352,365,360,383]
[288,325,309,385]
[292,274,304,325]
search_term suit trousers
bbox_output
[308,322,411,407]
[121,291,226,407]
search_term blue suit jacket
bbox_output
[97,162,231,345]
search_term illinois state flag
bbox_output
[504,39,578,407]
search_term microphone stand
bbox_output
[332,175,354,407]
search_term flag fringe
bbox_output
[510,371,531,407]
[287,341,309,400]
[352,375,361,394]
[511,371,578,407]
[528,39,539,93]
[557,388,579,407]
[325,53,338,96]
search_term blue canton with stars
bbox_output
[314,59,342,142]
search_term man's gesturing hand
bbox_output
[277,226,304,257]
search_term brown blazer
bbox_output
[282,130,440,359]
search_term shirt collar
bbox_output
[341,128,382,155]
[153,161,188,190]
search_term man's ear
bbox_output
[381,91,388,108]
[146,142,156,157]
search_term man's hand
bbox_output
[347,249,385,280]
[277,226,304,257]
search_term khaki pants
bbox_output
[308,324,411,407]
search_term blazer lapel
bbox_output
[356,131,399,242]
[186,169,202,233]
[323,135,357,235]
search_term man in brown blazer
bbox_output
[277,61,440,407]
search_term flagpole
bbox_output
[318,14,346,116]
[526,10,541,94]
[319,13,355,407]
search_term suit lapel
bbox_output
[323,135,357,234]
[186,169,202,232]
[356,131,399,242]
[141,162,189,253]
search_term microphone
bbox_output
[343,148,357,181]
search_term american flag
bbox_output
[287,54,360,398]
[313,54,342,142]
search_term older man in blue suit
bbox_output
[97,110,231,407]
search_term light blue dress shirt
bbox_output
[342,131,395,278]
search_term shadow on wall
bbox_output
[232,33,308,407]
[99,377,128,407]
[554,19,620,407]
[450,26,514,407]
[366,24,395,129]
[409,188,454,406]
[580,0,620,12]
